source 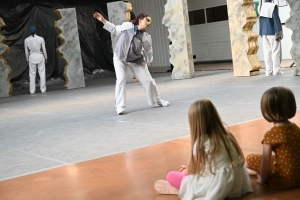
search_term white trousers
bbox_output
[113,56,160,108]
[263,36,281,75]
[29,54,46,94]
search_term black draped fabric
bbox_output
[0,1,117,82]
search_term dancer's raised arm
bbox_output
[93,12,107,24]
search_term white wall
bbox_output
[130,0,232,65]
[129,0,170,68]
[189,0,292,62]
[190,22,232,62]
[278,5,292,60]
[187,0,232,62]
[130,0,233,65]
[127,0,292,65]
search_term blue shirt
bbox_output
[259,6,283,39]
[134,25,144,38]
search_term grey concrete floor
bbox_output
[0,66,300,181]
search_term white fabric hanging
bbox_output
[260,2,276,18]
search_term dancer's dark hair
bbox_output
[29,26,36,37]
[131,13,148,25]
[130,12,136,21]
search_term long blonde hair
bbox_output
[187,99,245,176]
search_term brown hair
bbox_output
[187,99,245,176]
[261,87,296,122]
[131,13,148,25]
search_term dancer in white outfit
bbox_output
[24,26,47,94]
[93,12,169,115]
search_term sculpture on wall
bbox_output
[227,0,262,76]
[0,17,12,97]
[125,1,133,22]
[54,8,85,89]
[285,0,300,76]
[162,0,195,80]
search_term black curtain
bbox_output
[0,1,116,82]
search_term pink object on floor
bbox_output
[166,171,187,189]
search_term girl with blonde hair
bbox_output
[154,99,253,199]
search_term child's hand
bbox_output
[256,175,262,184]
[181,168,188,174]
[178,165,187,172]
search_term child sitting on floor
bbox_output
[246,86,300,189]
[154,99,253,199]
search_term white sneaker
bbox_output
[266,73,273,76]
[116,107,125,115]
[157,99,170,107]
[274,71,284,76]
[154,180,179,195]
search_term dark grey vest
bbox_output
[114,28,145,64]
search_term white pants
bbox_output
[29,54,46,94]
[263,36,281,75]
[113,56,160,108]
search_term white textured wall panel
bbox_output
[129,0,170,68]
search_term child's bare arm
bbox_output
[258,143,272,184]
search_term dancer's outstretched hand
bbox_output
[93,12,106,24]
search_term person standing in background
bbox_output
[259,0,283,76]
[24,26,47,94]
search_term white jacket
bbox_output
[103,21,153,63]
[24,35,47,64]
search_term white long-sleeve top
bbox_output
[103,21,153,63]
[24,35,47,63]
